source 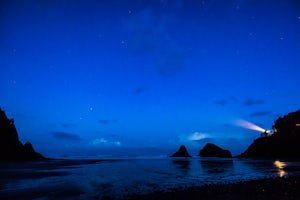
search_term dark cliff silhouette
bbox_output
[199,143,232,158]
[239,109,300,159]
[0,108,47,162]
[170,145,191,157]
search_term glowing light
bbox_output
[235,119,265,132]
[274,160,286,177]
[296,124,300,127]
[274,160,285,169]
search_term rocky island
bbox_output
[170,145,191,157]
[0,108,47,162]
[199,143,232,158]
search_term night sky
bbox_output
[1,0,300,157]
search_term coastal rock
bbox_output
[238,109,300,159]
[199,143,232,158]
[170,145,191,157]
[0,108,47,162]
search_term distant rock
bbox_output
[0,108,47,162]
[170,145,191,157]
[199,143,232,158]
[238,109,300,159]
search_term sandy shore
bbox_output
[124,176,300,200]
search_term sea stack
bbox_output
[0,108,47,162]
[199,143,232,158]
[170,145,191,157]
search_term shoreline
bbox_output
[125,176,300,200]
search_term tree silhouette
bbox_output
[273,109,300,137]
[239,109,300,159]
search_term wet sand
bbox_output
[126,176,300,200]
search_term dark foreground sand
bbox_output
[124,176,300,200]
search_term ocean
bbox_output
[0,157,299,199]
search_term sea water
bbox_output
[0,157,299,199]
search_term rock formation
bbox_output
[0,108,47,162]
[238,109,300,159]
[170,145,191,157]
[199,143,232,158]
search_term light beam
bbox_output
[235,119,265,132]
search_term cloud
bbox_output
[178,132,209,143]
[187,132,209,141]
[132,87,149,95]
[214,99,228,106]
[91,138,108,145]
[90,138,121,147]
[213,96,239,106]
[229,96,239,103]
[103,134,122,140]
[51,131,81,141]
[243,98,264,106]
[98,119,118,125]
[250,111,271,117]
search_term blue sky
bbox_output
[1,0,300,157]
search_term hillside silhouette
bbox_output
[0,108,47,162]
[239,109,300,159]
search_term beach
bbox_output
[1,158,299,199]
[127,176,300,200]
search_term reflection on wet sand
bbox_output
[200,159,234,174]
[237,159,289,178]
[274,160,286,177]
[172,159,191,174]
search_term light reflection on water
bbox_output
[200,159,234,175]
[0,157,299,199]
[274,160,286,177]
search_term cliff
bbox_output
[0,108,47,162]
[238,109,300,159]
